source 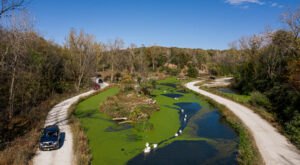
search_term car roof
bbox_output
[44,125,59,132]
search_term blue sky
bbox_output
[28,0,300,49]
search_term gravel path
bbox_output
[32,83,108,165]
[186,81,300,165]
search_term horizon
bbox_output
[28,0,299,49]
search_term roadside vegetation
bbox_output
[200,86,278,127]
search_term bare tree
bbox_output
[128,43,137,74]
[281,7,300,39]
[65,29,101,91]
[0,0,25,17]
[5,12,32,119]
[107,38,124,82]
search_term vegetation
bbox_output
[249,91,271,109]
[200,87,278,128]
[100,93,159,122]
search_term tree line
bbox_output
[0,17,213,146]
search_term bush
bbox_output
[249,91,271,109]
[151,80,157,89]
[163,67,180,76]
[187,65,198,78]
[285,113,300,148]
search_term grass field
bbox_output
[222,92,251,104]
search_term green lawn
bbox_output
[222,93,251,104]
[75,78,217,164]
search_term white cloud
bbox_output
[271,3,277,7]
[270,2,284,8]
[226,0,264,5]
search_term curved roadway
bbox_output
[32,83,108,165]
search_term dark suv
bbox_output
[39,125,60,151]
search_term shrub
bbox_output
[249,91,271,109]
[163,67,180,76]
[187,65,198,78]
[114,72,122,82]
[151,80,157,89]
[285,113,300,148]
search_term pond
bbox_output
[127,79,238,164]
[217,87,238,94]
[162,93,183,98]
[75,78,238,165]
[128,141,234,165]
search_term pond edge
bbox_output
[183,83,264,165]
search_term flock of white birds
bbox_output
[143,107,187,154]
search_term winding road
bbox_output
[32,83,108,165]
[186,81,300,165]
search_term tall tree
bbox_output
[5,14,32,119]
[107,38,124,82]
[65,29,101,91]
[282,7,300,40]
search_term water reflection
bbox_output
[127,140,237,165]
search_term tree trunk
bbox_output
[152,58,155,71]
[111,63,114,82]
[76,72,84,92]
[0,46,9,71]
[8,54,18,120]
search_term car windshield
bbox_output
[43,131,58,137]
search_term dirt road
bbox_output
[186,81,300,165]
[32,83,108,165]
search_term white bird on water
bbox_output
[153,144,158,149]
[181,109,184,113]
[175,133,178,137]
[179,129,182,134]
[184,118,187,122]
[185,114,187,118]
[144,147,151,153]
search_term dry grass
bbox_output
[0,129,40,165]
[100,92,159,122]
[69,116,91,165]
[0,98,56,165]
[0,88,91,165]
